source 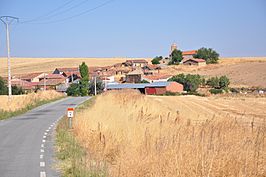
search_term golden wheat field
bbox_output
[73,90,266,177]
[0,57,151,76]
[0,90,63,111]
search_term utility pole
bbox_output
[94,76,97,96]
[44,73,46,91]
[0,16,19,101]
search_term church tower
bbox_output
[170,43,177,56]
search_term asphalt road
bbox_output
[0,97,90,177]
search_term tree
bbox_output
[88,79,104,95]
[169,49,183,65]
[66,83,80,96]
[193,47,219,64]
[219,75,230,89]
[0,77,7,95]
[79,62,89,96]
[168,74,202,92]
[151,57,161,65]
[12,86,24,95]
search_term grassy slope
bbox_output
[0,96,64,120]
[55,97,107,177]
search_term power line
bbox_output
[20,0,115,25]
[21,0,77,23]
[26,0,90,23]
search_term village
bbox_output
[6,44,209,95]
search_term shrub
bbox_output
[151,56,162,65]
[169,49,183,65]
[206,77,220,88]
[209,88,223,94]
[219,75,230,89]
[67,83,80,96]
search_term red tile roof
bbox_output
[11,79,35,90]
[38,79,65,86]
[19,72,44,80]
[182,50,197,55]
[40,74,66,79]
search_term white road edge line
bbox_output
[40,171,46,177]
[40,154,44,159]
[42,140,46,143]
[40,149,44,153]
[43,136,46,139]
[41,144,44,148]
[40,162,45,167]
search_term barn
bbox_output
[182,58,206,66]
[107,81,183,95]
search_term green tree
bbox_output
[12,86,24,95]
[88,79,104,95]
[66,83,80,96]
[219,75,230,89]
[151,57,161,65]
[168,74,202,92]
[169,49,183,65]
[193,47,219,64]
[0,77,7,95]
[206,77,220,88]
[79,62,89,96]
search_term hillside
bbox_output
[161,57,266,88]
[0,57,150,76]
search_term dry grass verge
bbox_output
[0,91,64,120]
[72,90,265,177]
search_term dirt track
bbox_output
[151,95,266,125]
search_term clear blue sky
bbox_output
[0,0,265,58]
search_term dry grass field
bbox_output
[161,57,266,88]
[0,57,150,76]
[0,90,63,111]
[72,90,266,177]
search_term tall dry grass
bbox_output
[0,90,64,111]
[73,90,266,177]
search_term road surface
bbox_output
[0,97,90,177]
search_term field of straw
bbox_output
[73,90,266,177]
[0,90,63,112]
[0,57,151,76]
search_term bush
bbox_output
[151,56,162,65]
[88,79,104,95]
[67,83,80,96]
[207,76,230,89]
[209,88,223,94]
[206,77,220,88]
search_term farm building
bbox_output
[125,69,143,83]
[19,72,45,82]
[125,59,148,67]
[182,58,206,66]
[53,67,80,82]
[107,81,183,95]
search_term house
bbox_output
[53,67,80,82]
[125,59,148,67]
[11,78,36,92]
[19,72,45,82]
[182,58,206,66]
[107,81,183,95]
[37,78,66,90]
[142,64,161,75]
[143,74,172,83]
[125,69,143,83]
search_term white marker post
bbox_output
[67,108,74,129]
